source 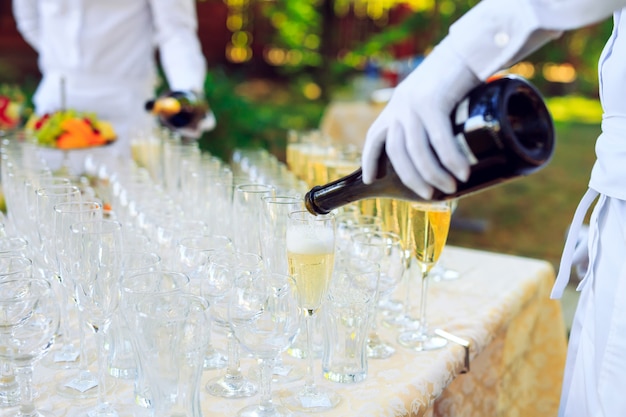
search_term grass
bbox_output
[447,121,600,270]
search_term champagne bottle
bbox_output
[144,90,208,131]
[304,75,555,215]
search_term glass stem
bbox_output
[96,329,109,406]
[417,268,431,336]
[258,357,275,412]
[401,254,413,318]
[225,330,241,379]
[304,312,316,391]
[77,306,89,375]
[14,365,36,417]
[59,278,75,354]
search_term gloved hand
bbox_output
[176,110,216,139]
[362,43,481,199]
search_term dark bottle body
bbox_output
[145,90,208,130]
[304,75,555,215]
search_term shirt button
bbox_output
[494,31,510,47]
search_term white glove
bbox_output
[176,110,217,139]
[362,43,481,199]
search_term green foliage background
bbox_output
[196,0,613,161]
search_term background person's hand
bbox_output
[176,110,216,139]
[361,43,481,199]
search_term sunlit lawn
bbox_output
[448,119,599,269]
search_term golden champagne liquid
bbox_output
[357,198,377,217]
[286,226,335,314]
[310,159,329,187]
[326,159,360,182]
[409,202,451,273]
[286,143,299,173]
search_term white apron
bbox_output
[553,9,626,416]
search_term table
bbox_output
[5,246,568,417]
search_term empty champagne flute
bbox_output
[205,250,264,399]
[229,272,301,417]
[350,231,405,359]
[0,255,33,409]
[232,184,275,254]
[176,234,233,370]
[0,278,60,417]
[279,210,340,413]
[68,219,124,417]
[35,184,82,371]
[52,201,103,399]
[398,201,452,351]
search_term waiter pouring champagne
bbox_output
[352,0,626,415]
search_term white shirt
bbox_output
[12,0,206,156]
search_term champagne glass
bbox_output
[133,292,210,417]
[52,201,103,399]
[397,201,452,351]
[176,234,233,370]
[121,270,189,409]
[35,184,82,372]
[229,272,301,417]
[205,250,263,399]
[350,231,404,359]
[0,255,33,408]
[68,219,124,417]
[0,278,60,417]
[279,210,340,413]
[232,183,275,254]
[258,196,306,384]
[381,199,420,329]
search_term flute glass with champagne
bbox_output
[279,210,340,412]
[397,200,452,351]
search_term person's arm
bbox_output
[362,0,626,199]
[12,0,40,52]
[446,0,626,81]
[149,0,207,93]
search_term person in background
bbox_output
[361,0,626,415]
[12,0,213,170]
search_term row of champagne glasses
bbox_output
[1,134,458,416]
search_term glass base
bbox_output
[397,331,448,351]
[237,403,294,417]
[40,344,82,370]
[366,337,396,359]
[206,374,257,399]
[0,379,20,408]
[429,265,460,282]
[278,385,341,413]
[55,371,104,400]
[382,313,420,331]
[249,360,305,385]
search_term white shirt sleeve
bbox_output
[443,0,626,80]
[149,0,207,93]
[12,0,40,52]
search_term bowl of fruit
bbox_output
[25,110,116,150]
